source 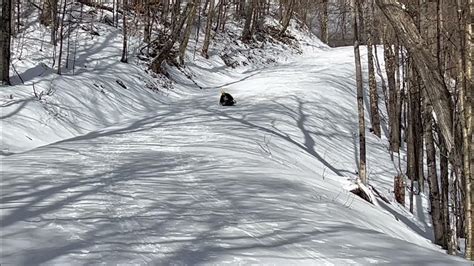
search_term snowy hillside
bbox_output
[1,9,470,266]
[0,10,312,154]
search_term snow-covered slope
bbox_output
[0,13,314,155]
[1,32,470,264]
[0,21,170,154]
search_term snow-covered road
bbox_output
[1,47,469,265]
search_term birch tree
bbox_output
[353,0,367,184]
[463,0,473,259]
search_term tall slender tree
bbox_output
[121,0,128,63]
[353,0,367,184]
[423,90,444,245]
[463,0,474,259]
[0,0,11,85]
[320,0,329,44]
[57,0,67,74]
[383,28,401,152]
[179,0,199,64]
[201,0,215,58]
[242,0,255,41]
[366,0,381,137]
[279,0,294,36]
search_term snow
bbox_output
[1,13,470,265]
[1,20,169,154]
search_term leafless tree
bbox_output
[0,0,11,85]
[353,0,366,184]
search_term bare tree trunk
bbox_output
[219,0,229,32]
[341,0,347,40]
[436,0,444,76]
[113,0,117,27]
[450,170,460,254]
[375,0,455,153]
[0,0,11,85]
[407,63,417,213]
[179,0,198,64]
[463,0,474,259]
[250,0,261,35]
[171,0,182,30]
[320,0,329,44]
[15,0,20,35]
[201,0,215,58]
[423,91,445,246]
[65,4,72,69]
[41,0,52,25]
[57,0,67,74]
[144,0,151,42]
[121,0,128,63]
[366,0,381,137]
[439,134,453,252]
[354,0,367,184]
[384,29,401,152]
[51,0,58,44]
[279,0,294,36]
[241,0,254,42]
[395,43,403,149]
[215,0,224,31]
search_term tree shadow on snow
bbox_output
[1,76,466,265]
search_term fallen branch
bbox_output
[370,184,391,204]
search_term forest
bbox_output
[0,0,473,263]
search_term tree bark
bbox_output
[439,132,455,253]
[57,0,67,74]
[0,0,11,85]
[423,91,445,246]
[366,0,381,137]
[121,0,128,63]
[384,30,400,152]
[15,0,20,35]
[179,0,198,64]
[201,0,215,58]
[144,0,151,42]
[49,0,59,45]
[354,0,367,184]
[321,0,329,44]
[407,63,417,213]
[463,0,474,259]
[279,0,294,36]
[219,0,229,32]
[241,0,254,42]
[215,0,224,32]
